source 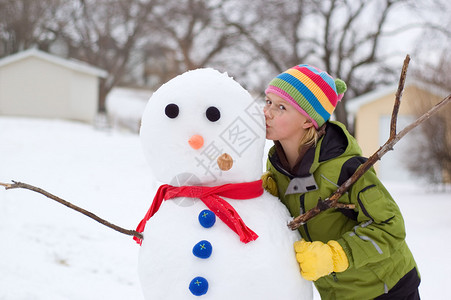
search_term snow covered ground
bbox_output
[0,116,450,299]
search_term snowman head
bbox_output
[140,68,266,186]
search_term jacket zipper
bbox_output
[331,272,338,282]
[300,194,312,242]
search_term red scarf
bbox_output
[134,180,263,245]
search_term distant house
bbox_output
[0,49,107,123]
[346,82,448,182]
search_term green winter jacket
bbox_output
[267,121,418,300]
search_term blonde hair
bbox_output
[299,125,319,150]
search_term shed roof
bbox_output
[345,84,397,115]
[0,48,108,78]
[346,80,449,115]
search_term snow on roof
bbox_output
[346,78,450,115]
[0,48,108,78]
[346,84,398,115]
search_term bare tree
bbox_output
[405,51,451,184]
[311,0,407,127]
[136,44,180,89]
[221,0,312,89]
[140,0,238,78]
[0,0,241,110]
[56,0,159,112]
[401,0,451,184]
[224,0,425,128]
[2,0,448,121]
[223,0,312,72]
[404,91,451,184]
[0,0,62,56]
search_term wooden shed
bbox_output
[0,49,107,123]
[346,82,448,182]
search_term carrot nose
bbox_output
[188,134,204,150]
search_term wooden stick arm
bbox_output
[0,180,143,240]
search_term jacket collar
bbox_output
[269,123,326,178]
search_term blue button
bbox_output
[189,276,209,296]
[192,240,213,259]
[198,209,216,228]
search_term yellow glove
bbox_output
[294,239,349,281]
[261,171,278,196]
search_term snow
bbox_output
[1,116,450,299]
[106,87,151,133]
[0,117,152,299]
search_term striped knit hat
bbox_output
[265,64,347,129]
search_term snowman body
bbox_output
[138,68,312,299]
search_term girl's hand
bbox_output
[294,239,349,281]
[261,171,278,196]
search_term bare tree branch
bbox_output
[390,55,410,137]
[0,181,143,240]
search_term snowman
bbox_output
[135,68,312,299]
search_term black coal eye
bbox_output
[206,106,220,122]
[165,103,179,119]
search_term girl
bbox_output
[263,64,420,299]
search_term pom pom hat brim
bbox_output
[265,64,344,129]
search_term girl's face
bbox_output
[264,93,312,143]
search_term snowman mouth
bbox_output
[216,153,233,171]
